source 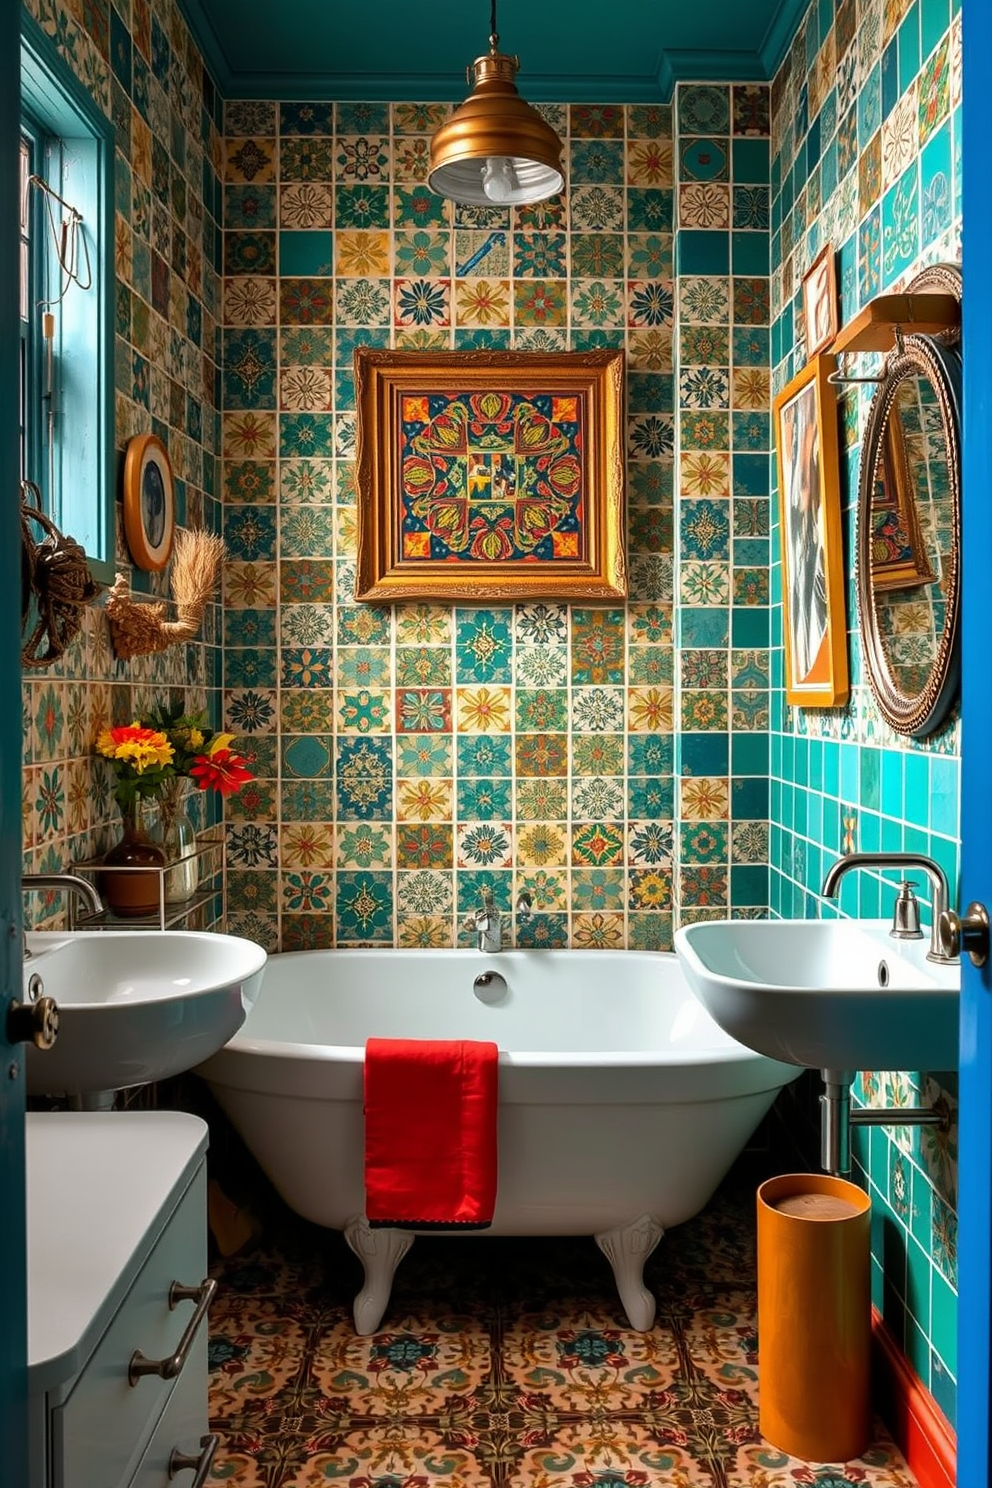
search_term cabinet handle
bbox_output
[128,1278,217,1385]
[169,1433,218,1485]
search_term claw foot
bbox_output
[595,1214,665,1331]
[343,1216,414,1335]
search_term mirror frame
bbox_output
[855,265,962,738]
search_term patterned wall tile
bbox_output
[223,104,687,953]
[674,82,771,926]
[20,0,223,926]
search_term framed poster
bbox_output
[773,355,849,706]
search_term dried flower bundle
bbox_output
[105,527,225,659]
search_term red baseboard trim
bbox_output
[872,1308,956,1488]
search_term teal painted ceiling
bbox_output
[178,0,808,101]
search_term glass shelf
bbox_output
[70,826,225,931]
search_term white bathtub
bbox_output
[197,948,798,1333]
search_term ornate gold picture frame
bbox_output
[802,244,839,358]
[354,348,626,602]
[773,354,849,707]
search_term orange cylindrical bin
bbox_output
[757,1173,872,1463]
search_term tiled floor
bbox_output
[206,1158,918,1487]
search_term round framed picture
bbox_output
[122,433,175,571]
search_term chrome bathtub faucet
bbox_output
[820,851,955,964]
[471,888,502,953]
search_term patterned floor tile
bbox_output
[206,1158,917,1488]
[310,1316,492,1411]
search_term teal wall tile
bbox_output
[731,232,769,274]
[931,1267,958,1370]
[923,0,951,57]
[922,120,954,247]
[279,230,333,275]
[677,231,730,275]
[732,138,770,183]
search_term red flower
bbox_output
[190,746,254,797]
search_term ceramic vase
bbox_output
[100,804,166,918]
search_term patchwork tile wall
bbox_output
[673,83,772,924]
[19,0,224,923]
[220,100,685,953]
[769,0,962,1425]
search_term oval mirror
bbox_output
[855,270,961,738]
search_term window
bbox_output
[20,13,115,581]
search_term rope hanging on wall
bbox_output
[20,480,102,668]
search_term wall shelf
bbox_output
[832,293,961,354]
[70,827,224,930]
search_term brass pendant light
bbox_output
[428,0,564,206]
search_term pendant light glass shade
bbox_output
[428,46,564,206]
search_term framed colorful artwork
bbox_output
[802,244,839,358]
[122,433,175,571]
[354,348,626,602]
[773,354,849,707]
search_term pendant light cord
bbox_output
[489,0,498,50]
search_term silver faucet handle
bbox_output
[891,881,923,940]
[515,890,533,919]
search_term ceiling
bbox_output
[177,0,807,102]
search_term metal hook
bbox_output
[826,352,886,387]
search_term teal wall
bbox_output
[19,0,224,922]
[769,0,962,1426]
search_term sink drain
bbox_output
[877,960,890,988]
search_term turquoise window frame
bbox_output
[20,10,115,584]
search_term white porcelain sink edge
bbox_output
[23,929,267,1097]
[674,917,960,1072]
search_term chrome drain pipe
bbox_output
[820,1068,944,1177]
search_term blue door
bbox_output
[0,1,28,1482]
[957,0,992,1475]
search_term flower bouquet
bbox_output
[142,703,253,904]
[96,708,253,915]
[95,722,176,916]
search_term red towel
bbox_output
[364,1038,499,1228]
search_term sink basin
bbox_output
[23,930,267,1097]
[674,918,959,1071]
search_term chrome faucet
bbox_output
[472,888,502,953]
[820,851,955,964]
[22,874,104,951]
[515,889,533,922]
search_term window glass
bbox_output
[20,17,114,581]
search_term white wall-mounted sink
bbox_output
[23,930,267,1097]
[674,918,959,1071]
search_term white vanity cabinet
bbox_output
[27,1111,215,1488]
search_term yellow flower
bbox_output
[96,723,174,772]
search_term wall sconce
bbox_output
[428,0,564,206]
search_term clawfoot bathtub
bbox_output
[197,949,797,1333]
